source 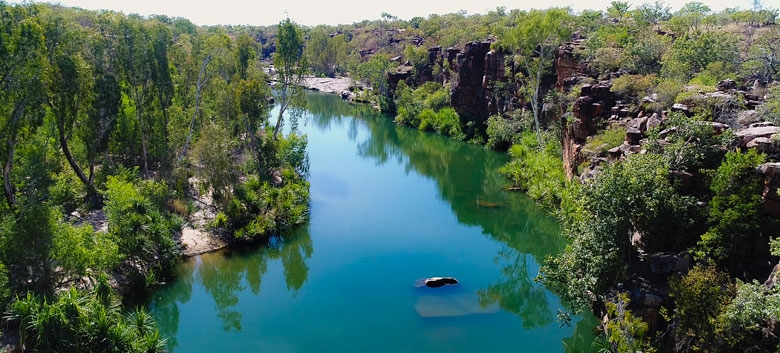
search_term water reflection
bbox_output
[152,228,312,349]
[308,94,566,328]
[152,92,595,353]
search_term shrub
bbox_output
[689,61,736,87]
[499,130,566,209]
[104,176,182,290]
[583,125,627,155]
[601,293,652,353]
[612,74,656,98]
[697,149,773,266]
[5,286,166,353]
[669,265,732,352]
[590,47,625,74]
[756,86,780,124]
[224,133,311,241]
[0,261,9,310]
[542,154,698,311]
[717,281,780,351]
[486,115,520,151]
[650,80,682,111]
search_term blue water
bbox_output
[150,92,597,352]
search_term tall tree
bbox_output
[149,22,174,166]
[272,18,306,140]
[507,9,573,141]
[0,3,46,210]
[305,28,348,78]
[49,53,97,197]
[118,17,153,177]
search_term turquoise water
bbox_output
[150,92,597,352]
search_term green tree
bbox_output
[305,28,348,77]
[0,2,47,210]
[669,265,732,352]
[117,17,154,176]
[273,18,307,140]
[48,51,99,198]
[697,149,772,268]
[506,9,573,141]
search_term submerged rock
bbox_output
[414,294,499,318]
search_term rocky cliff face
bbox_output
[448,41,508,137]
[449,41,492,135]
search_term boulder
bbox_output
[765,263,780,289]
[669,170,694,192]
[717,78,737,91]
[758,162,780,218]
[736,126,780,148]
[646,113,663,130]
[671,103,691,116]
[647,252,691,275]
[625,126,643,145]
[746,137,774,153]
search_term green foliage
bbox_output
[583,125,627,155]
[0,261,10,310]
[669,264,732,352]
[500,130,566,209]
[418,108,463,138]
[354,54,392,104]
[717,281,780,351]
[192,122,239,204]
[661,31,739,82]
[601,293,653,353]
[395,82,463,138]
[611,74,656,98]
[305,28,348,77]
[273,18,307,139]
[697,149,769,265]
[104,174,181,290]
[689,61,736,86]
[651,80,682,110]
[224,133,310,241]
[542,154,698,311]
[5,286,166,353]
[652,113,730,173]
[756,86,780,124]
[51,222,121,286]
[486,114,525,151]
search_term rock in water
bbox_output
[415,277,459,288]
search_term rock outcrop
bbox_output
[449,41,508,137]
[450,41,493,135]
[758,162,780,218]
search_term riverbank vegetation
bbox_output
[0,2,309,350]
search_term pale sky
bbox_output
[11,0,759,26]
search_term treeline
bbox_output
[0,2,309,350]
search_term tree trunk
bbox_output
[179,54,211,162]
[3,102,23,209]
[273,85,289,140]
[56,107,97,197]
[134,87,150,178]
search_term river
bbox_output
[150,92,597,352]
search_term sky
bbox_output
[11,0,758,26]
